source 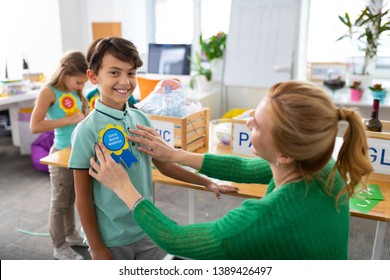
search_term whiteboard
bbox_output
[223,0,300,88]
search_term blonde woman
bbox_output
[89,81,373,260]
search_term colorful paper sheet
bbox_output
[350,184,384,214]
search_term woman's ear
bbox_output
[277,154,294,165]
[87,69,98,85]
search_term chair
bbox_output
[31,130,54,173]
[136,77,161,101]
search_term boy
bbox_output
[68,37,236,260]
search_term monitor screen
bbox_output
[148,44,191,75]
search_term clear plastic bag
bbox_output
[136,79,203,117]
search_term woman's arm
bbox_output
[89,143,274,260]
[127,125,205,169]
[128,125,272,184]
[153,160,238,198]
[74,169,113,260]
[30,87,85,134]
[199,154,273,184]
[89,143,142,208]
[89,143,227,259]
[133,199,226,259]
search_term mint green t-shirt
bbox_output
[46,86,82,149]
[68,98,153,247]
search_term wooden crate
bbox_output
[148,108,209,152]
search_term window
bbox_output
[154,0,390,80]
[0,0,63,80]
[154,0,231,74]
[307,0,390,77]
[154,0,194,44]
[154,0,230,43]
[200,0,231,39]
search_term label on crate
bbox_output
[150,120,175,148]
[232,123,253,156]
[367,138,390,175]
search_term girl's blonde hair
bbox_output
[267,81,373,202]
[46,51,88,112]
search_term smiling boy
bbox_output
[68,37,235,260]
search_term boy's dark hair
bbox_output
[86,37,143,74]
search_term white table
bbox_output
[0,90,40,146]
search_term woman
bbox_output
[89,81,373,259]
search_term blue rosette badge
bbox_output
[98,124,138,168]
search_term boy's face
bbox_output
[87,53,137,111]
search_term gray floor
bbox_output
[0,125,389,260]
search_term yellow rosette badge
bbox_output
[89,95,99,110]
[98,124,138,168]
[59,93,80,116]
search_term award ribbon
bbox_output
[59,93,80,116]
[98,124,138,168]
[89,95,99,110]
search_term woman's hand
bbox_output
[128,124,205,171]
[89,143,142,208]
[89,143,131,195]
[127,125,177,162]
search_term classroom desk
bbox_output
[0,90,39,146]
[39,147,267,200]
[40,147,390,259]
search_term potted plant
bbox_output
[349,81,364,101]
[189,52,212,90]
[369,83,387,103]
[199,31,227,82]
[200,31,227,61]
[337,0,390,88]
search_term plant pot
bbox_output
[371,89,387,103]
[210,58,224,82]
[350,88,364,101]
[195,75,214,92]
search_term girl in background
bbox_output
[30,51,88,260]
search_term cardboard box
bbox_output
[148,108,209,152]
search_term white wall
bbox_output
[0,0,64,79]
[225,86,267,112]
[55,0,265,113]
[58,0,150,71]
[0,0,269,113]
[58,0,89,53]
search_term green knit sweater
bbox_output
[134,154,349,260]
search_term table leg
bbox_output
[8,106,20,146]
[371,221,387,260]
